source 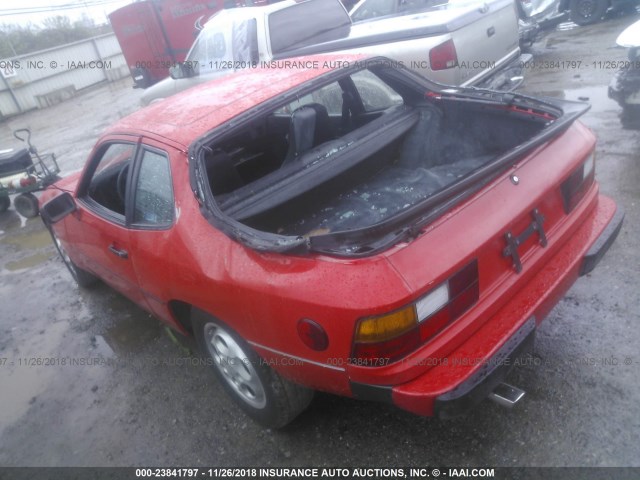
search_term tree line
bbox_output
[0,15,112,58]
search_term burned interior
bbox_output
[196,64,559,252]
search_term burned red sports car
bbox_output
[41,56,623,428]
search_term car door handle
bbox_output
[487,26,496,37]
[108,244,129,259]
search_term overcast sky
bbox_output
[0,0,133,27]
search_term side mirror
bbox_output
[169,62,199,79]
[41,192,76,226]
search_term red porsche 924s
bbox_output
[41,56,623,428]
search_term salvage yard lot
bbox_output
[1,15,639,468]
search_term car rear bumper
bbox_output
[352,195,621,417]
[432,316,536,419]
[580,204,624,275]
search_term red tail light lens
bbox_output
[430,39,458,71]
[561,153,595,213]
[352,260,479,365]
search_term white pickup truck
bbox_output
[141,0,526,105]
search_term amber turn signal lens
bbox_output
[355,306,418,343]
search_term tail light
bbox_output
[430,39,458,71]
[352,260,479,365]
[561,152,595,213]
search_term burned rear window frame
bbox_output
[188,58,586,257]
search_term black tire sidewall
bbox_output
[0,196,9,213]
[192,309,305,428]
[571,0,608,24]
[48,227,98,288]
[14,193,39,218]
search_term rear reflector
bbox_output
[297,318,329,351]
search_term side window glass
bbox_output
[86,143,135,217]
[351,0,396,21]
[352,69,403,112]
[232,19,257,63]
[398,0,445,13]
[190,30,228,74]
[133,150,174,227]
[275,81,343,115]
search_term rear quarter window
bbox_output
[133,149,174,227]
[352,70,403,111]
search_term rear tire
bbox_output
[570,0,608,24]
[192,308,314,428]
[14,192,39,218]
[49,228,99,288]
[0,196,9,213]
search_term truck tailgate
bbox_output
[274,0,520,86]
[453,0,520,85]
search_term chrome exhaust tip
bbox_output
[488,382,525,408]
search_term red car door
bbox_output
[71,137,147,306]
[125,139,182,326]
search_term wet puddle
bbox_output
[0,219,53,271]
[0,321,69,432]
[90,334,116,358]
[101,311,162,356]
[5,252,52,271]
[563,86,618,113]
[0,227,51,249]
[532,86,618,114]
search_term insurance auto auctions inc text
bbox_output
[249,467,495,478]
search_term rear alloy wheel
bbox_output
[50,228,99,288]
[0,195,9,213]
[14,192,39,218]
[192,309,314,428]
[570,0,608,25]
